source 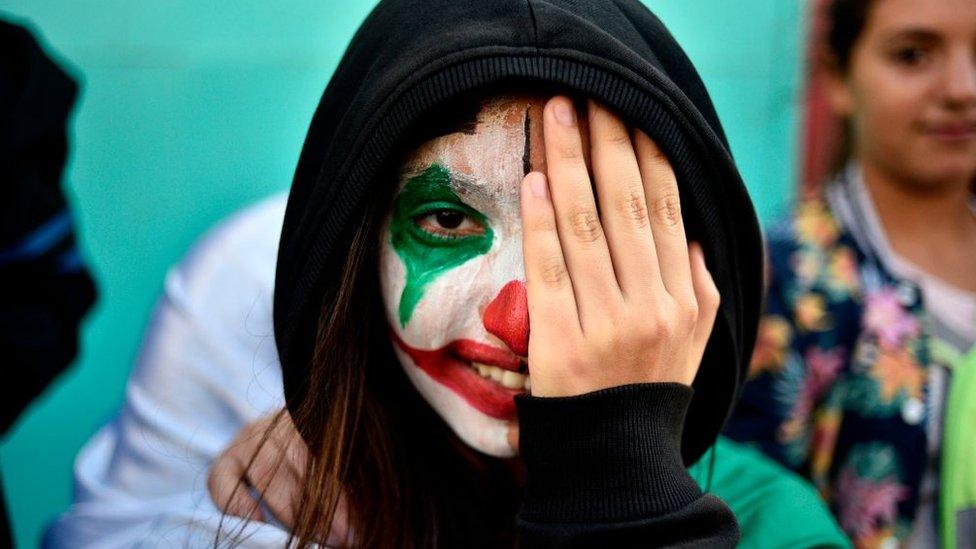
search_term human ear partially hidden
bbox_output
[822,54,856,118]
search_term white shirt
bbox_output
[45,193,293,548]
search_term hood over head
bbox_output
[274,0,763,465]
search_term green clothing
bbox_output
[941,345,976,549]
[691,437,851,548]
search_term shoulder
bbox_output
[160,192,287,338]
[45,194,293,547]
[764,197,862,294]
[132,192,290,429]
[705,438,850,548]
[171,192,288,298]
[764,198,841,263]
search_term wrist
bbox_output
[515,382,701,524]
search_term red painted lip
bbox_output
[389,328,526,420]
[452,339,523,372]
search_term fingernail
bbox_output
[527,172,548,198]
[554,100,576,127]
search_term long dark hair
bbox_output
[825,0,875,73]
[821,0,876,175]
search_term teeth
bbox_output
[501,371,523,389]
[472,362,529,391]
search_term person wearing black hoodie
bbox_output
[269,0,761,543]
[266,87,740,547]
[48,0,762,547]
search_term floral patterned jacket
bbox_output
[725,197,935,548]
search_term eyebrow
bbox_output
[882,28,942,46]
[445,169,496,204]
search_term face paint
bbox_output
[379,94,547,457]
[389,164,494,327]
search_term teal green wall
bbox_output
[0,1,803,546]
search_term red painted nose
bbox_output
[483,280,529,357]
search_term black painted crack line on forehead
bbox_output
[522,106,531,177]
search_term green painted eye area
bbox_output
[410,201,487,244]
[388,163,495,327]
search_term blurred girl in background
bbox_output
[726,0,976,547]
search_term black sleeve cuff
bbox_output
[515,382,702,524]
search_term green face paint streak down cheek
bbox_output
[389,164,494,327]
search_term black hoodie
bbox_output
[273,0,763,546]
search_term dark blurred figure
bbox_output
[0,19,97,545]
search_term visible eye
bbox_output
[892,46,929,67]
[415,209,485,238]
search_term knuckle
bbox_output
[285,441,306,466]
[702,283,721,313]
[676,310,698,337]
[538,257,569,286]
[694,268,721,308]
[556,142,583,161]
[604,128,633,148]
[590,324,619,348]
[644,306,675,338]
[208,460,239,503]
[214,450,241,476]
[708,278,722,302]
[564,355,586,375]
[248,458,274,486]
[528,213,558,234]
[625,311,657,343]
[643,142,670,168]
[652,192,682,230]
[564,347,596,375]
[609,329,630,351]
[617,186,649,228]
[675,294,699,322]
[226,494,253,518]
[569,206,603,243]
[239,423,258,439]
[642,316,665,342]
[657,318,676,340]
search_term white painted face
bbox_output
[378,94,548,457]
